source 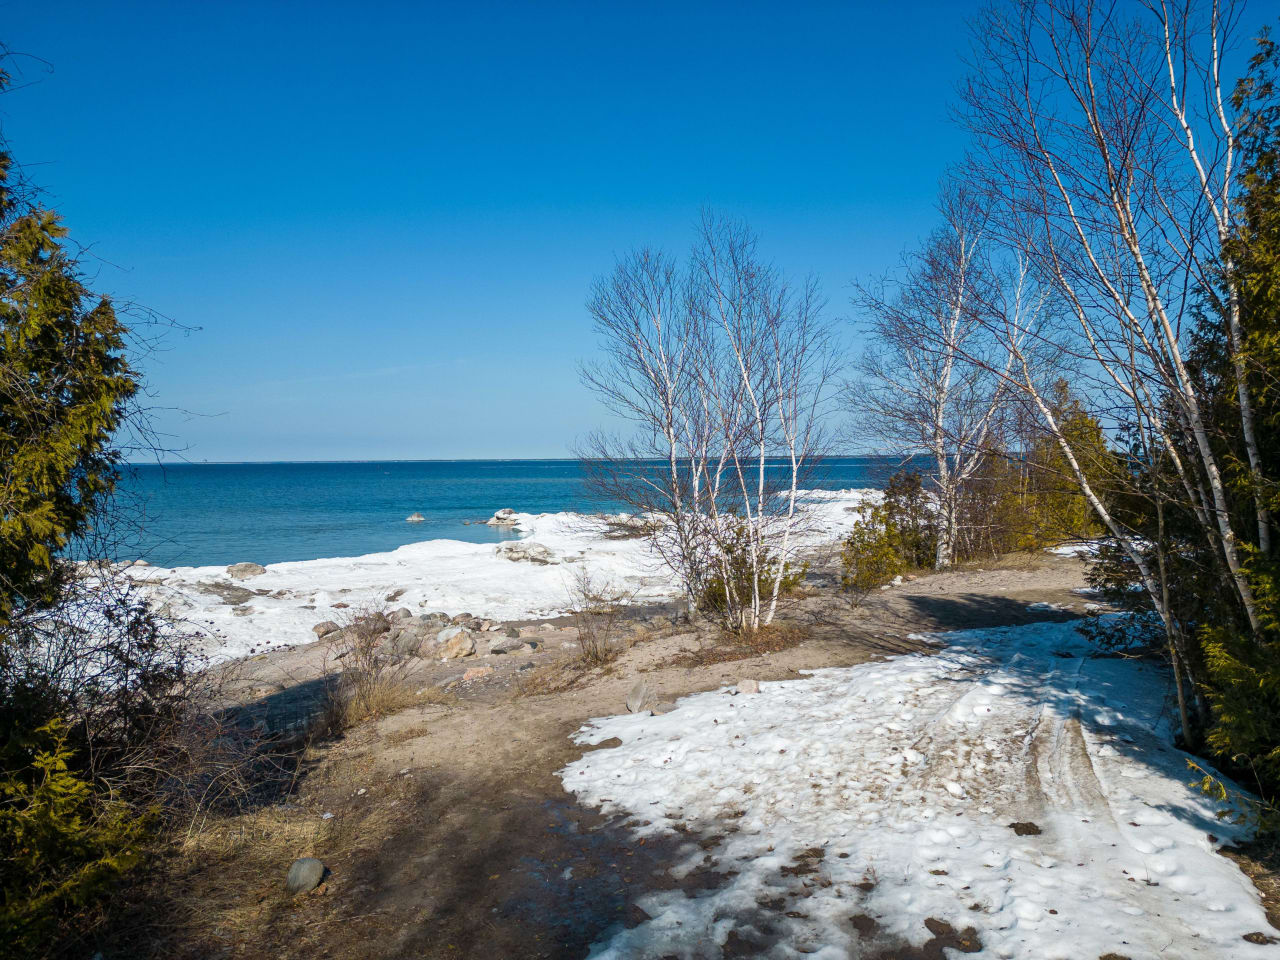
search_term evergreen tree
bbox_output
[0,70,137,627]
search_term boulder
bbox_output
[488,634,527,655]
[390,607,414,621]
[227,562,266,580]
[436,626,477,659]
[486,508,520,526]
[387,623,429,657]
[285,857,326,895]
[738,678,761,694]
[626,679,653,714]
[497,541,557,565]
[450,612,474,624]
[406,512,425,523]
[312,621,341,639]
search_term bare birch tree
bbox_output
[580,213,835,632]
[849,185,1015,568]
[960,0,1268,638]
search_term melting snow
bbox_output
[125,489,876,661]
[562,619,1274,959]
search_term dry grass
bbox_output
[661,621,808,669]
[509,658,611,698]
[320,605,417,731]
[1222,839,1280,937]
[414,685,460,707]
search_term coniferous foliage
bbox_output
[0,125,136,626]
[0,64,196,957]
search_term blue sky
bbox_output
[2,1,975,461]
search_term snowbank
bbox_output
[562,618,1274,959]
[127,489,877,661]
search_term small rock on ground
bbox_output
[286,857,326,894]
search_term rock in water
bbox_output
[738,678,761,694]
[312,621,340,639]
[390,607,413,621]
[486,508,519,526]
[436,626,477,659]
[406,512,425,523]
[286,857,326,894]
[226,562,266,580]
[626,679,652,713]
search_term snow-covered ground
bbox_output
[126,489,877,661]
[562,618,1275,959]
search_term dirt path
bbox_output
[166,553,1109,959]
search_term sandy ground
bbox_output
[147,552,1146,960]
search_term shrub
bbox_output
[566,567,635,665]
[0,720,149,956]
[840,505,903,604]
[322,606,414,731]
[696,524,806,627]
[881,471,937,568]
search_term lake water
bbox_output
[115,457,908,567]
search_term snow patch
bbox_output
[127,489,878,661]
[562,618,1273,959]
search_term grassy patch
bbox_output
[660,622,807,669]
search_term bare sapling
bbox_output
[321,603,413,730]
[565,566,636,665]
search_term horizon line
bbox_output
[125,453,898,467]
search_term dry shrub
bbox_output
[321,605,415,731]
[566,567,635,665]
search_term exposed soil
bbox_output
[136,552,1169,959]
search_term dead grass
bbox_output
[1222,838,1280,938]
[321,605,417,731]
[659,621,808,669]
[414,685,460,707]
[510,658,614,698]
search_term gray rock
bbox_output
[406,512,425,523]
[488,634,528,655]
[312,620,341,639]
[626,679,653,714]
[451,612,474,624]
[486,508,520,526]
[504,625,521,638]
[285,857,326,894]
[497,541,557,565]
[226,562,267,580]
[390,607,414,621]
[436,626,477,659]
[388,623,429,657]
[651,701,677,715]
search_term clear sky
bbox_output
[2,0,976,461]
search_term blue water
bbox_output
[115,457,907,568]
